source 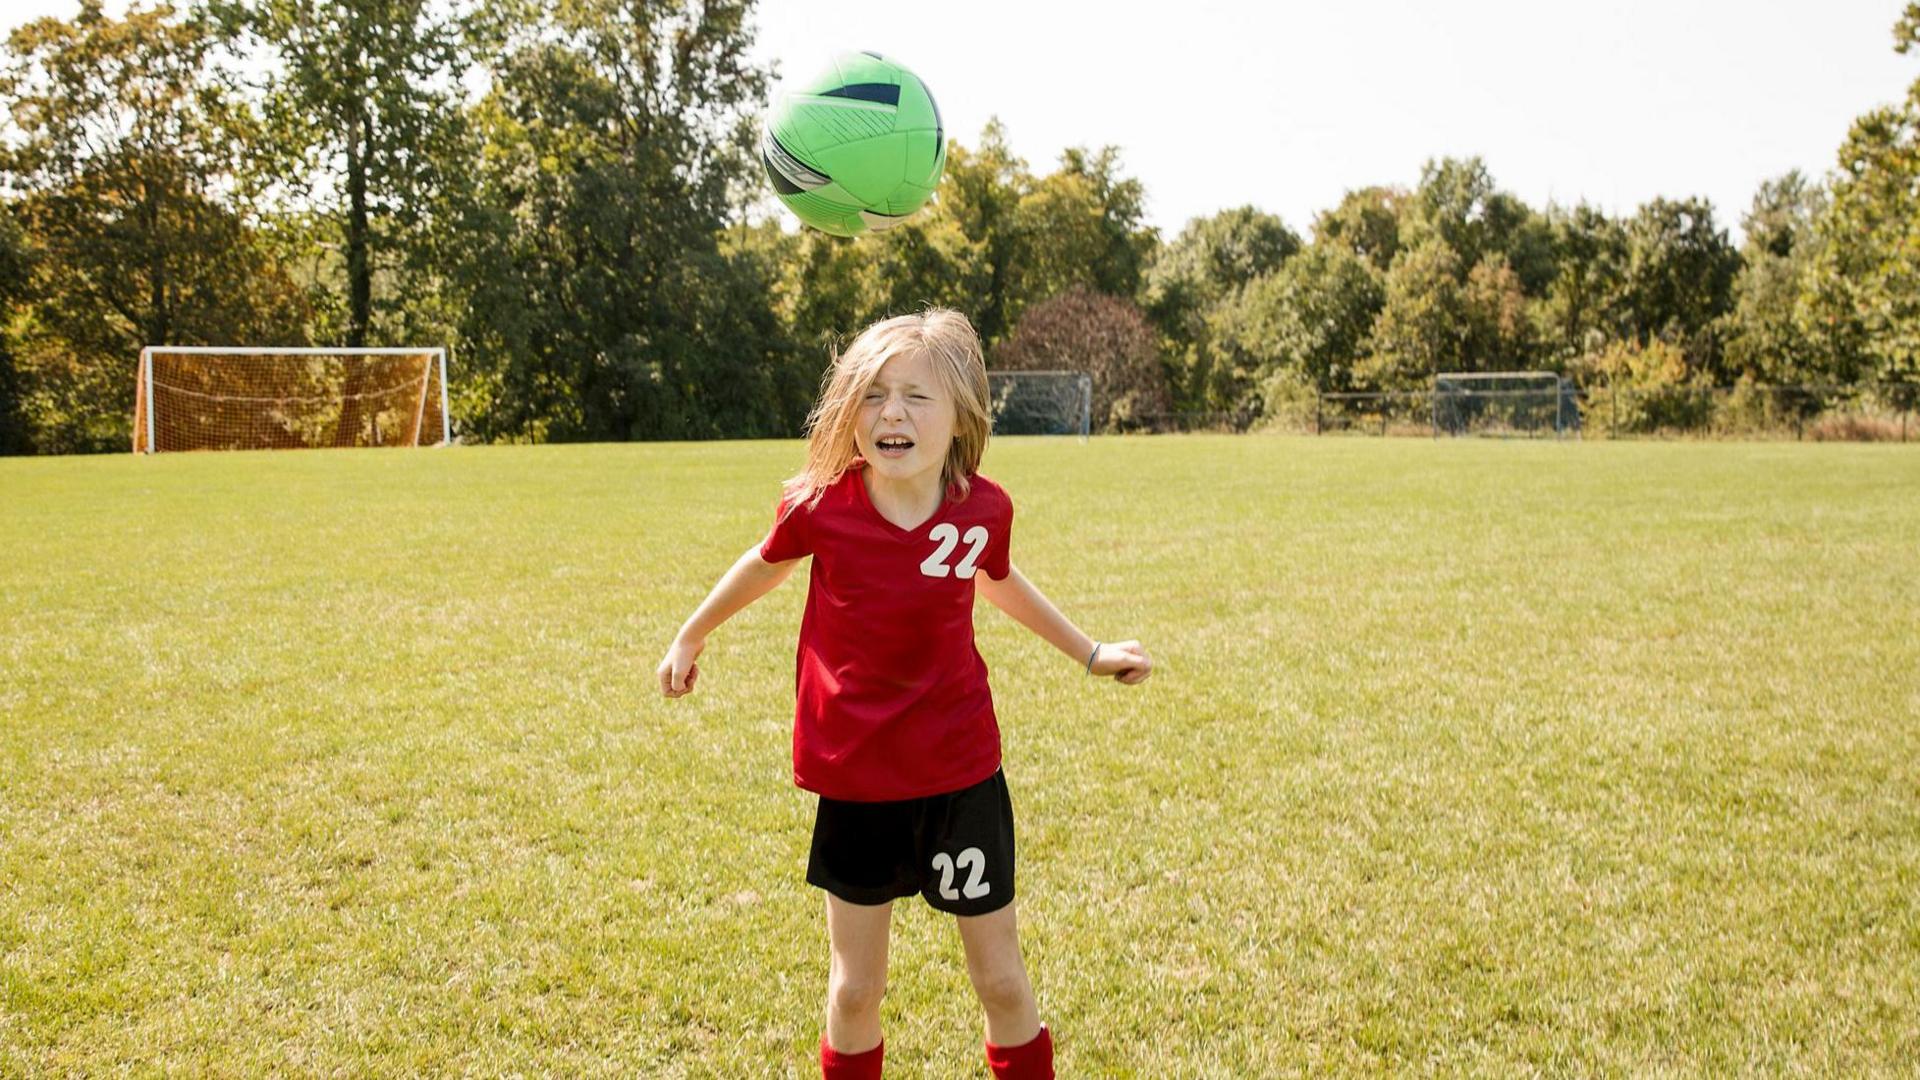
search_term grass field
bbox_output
[3,436,1918,1076]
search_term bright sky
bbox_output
[5,0,1915,241]
[752,0,1915,240]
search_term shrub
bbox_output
[993,287,1172,432]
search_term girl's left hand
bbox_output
[1091,640,1151,684]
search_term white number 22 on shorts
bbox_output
[931,846,993,900]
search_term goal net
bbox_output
[133,347,449,453]
[1432,371,1579,438]
[987,370,1091,439]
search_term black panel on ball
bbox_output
[819,83,902,107]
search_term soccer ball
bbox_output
[761,51,946,238]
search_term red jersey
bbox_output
[759,460,1014,802]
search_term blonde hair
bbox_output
[781,308,992,512]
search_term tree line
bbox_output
[2,0,1917,454]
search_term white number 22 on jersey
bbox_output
[919,523,989,579]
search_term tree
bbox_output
[768,210,985,362]
[1537,202,1628,365]
[212,0,469,336]
[992,287,1170,431]
[1141,205,1302,409]
[1798,4,1920,387]
[939,119,1034,345]
[862,213,988,329]
[1145,205,1302,319]
[790,125,1154,355]
[1726,171,1826,382]
[1024,145,1154,300]
[1402,157,1554,295]
[1462,254,1537,371]
[1312,186,1404,274]
[0,1,308,453]
[1365,240,1468,388]
[0,205,31,454]
[213,0,476,446]
[1619,196,1739,377]
[1208,244,1383,403]
[455,0,801,442]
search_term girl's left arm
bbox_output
[976,563,1151,684]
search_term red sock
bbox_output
[985,1024,1053,1080]
[820,1033,883,1080]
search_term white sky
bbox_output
[5,0,1915,241]
[748,0,1918,240]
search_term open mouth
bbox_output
[875,435,914,458]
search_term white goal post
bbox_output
[134,346,450,454]
[1432,370,1579,438]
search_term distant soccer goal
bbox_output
[1432,371,1580,438]
[133,346,449,454]
[987,370,1091,440]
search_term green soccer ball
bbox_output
[761,51,946,238]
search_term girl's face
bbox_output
[854,348,955,487]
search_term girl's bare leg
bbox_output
[956,899,1041,1047]
[824,894,893,1053]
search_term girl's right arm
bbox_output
[657,546,802,698]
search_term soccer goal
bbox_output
[133,346,450,454]
[1432,371,1580,438]
[987,370,1091,440]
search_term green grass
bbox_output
[3,436,1918,1076]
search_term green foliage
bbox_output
[764,123,1155,410]
[1725,172,1826,382]
[1403,157,1555,295]
[1365,240,1468,388]
[930,123,1153,346]
[5,3,1920,452]
[1710,376,1813,436]
[211,0,472,352]
[1208,244,1383,404]
[1619,196,1739,377]
[1537,203,1628,363]
[1462,254,1536,371]
[1142,206,1302,409]
[1147,205,1302,311]
[1798,10,1920,388]
[453,0,794,442]
[1312,186,1403,273]
[1579,338,1713,435]
[1018,146,1155,303]
[938,121,1031,344]
[0,1,308,453]
[1351,159,1554,387]
[0,206,30,453]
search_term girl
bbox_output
[657,309,1151,1079]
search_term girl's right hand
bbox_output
[657,635,704,697]
[1091,639,1152,684]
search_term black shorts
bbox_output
[806,768,1017,917]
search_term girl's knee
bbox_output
[828,973,887,1018]
[965,965,1031,1013]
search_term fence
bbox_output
[1122,383,1918,440]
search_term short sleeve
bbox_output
[980,492,1013,581]
[759,492,812,563]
